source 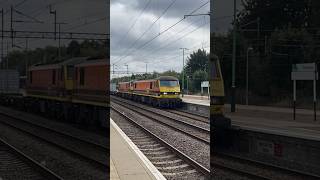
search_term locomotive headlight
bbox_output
[163,92,167,95]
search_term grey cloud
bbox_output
[1,0,108,49]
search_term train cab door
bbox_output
[129,81,133,92]
[65,65,75,93]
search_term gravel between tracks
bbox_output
[111,109,209,180]
[0,113,108,179]
[112,100,210,143]
[212,153,316,180]
[112,96,209,129]
[111,102,210,170]
[0,106,108,147]
[0,144,44,180]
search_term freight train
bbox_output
[116,76,182,108]
[0,57,109,128]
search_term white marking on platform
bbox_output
[111,119,166,180]
[159,164,190,170]
[161,169,197,176]
[149,154,175,159]
[140,147,166,151]
[152,159,182,165]
[144,150,170,155]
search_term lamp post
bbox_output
[231,0,237,112]
[246,47,253,105]
[186,75,189,95]
[180,48,188,97]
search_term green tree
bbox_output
[190,70,208,92]
[184,49,209,77]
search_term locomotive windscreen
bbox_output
[160,80,179,87]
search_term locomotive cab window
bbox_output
[52,69,56,84]
[29,71,32,84]
[67,65,74,80]
[160,80,178,87]
[80,67,85,86]
[150,82,152,89]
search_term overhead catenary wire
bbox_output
[112,0,178,65]
[136,16,208,62]
[11,0,108,47]
[114,0,152,49]
[113,0,209,65]
[121,17,209,66]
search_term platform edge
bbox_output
[110,118,167,180]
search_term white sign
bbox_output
[201,81,209,88]
[291,63,318,80]
[291,72,318,80]
[292,63,316,72]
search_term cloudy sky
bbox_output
[110,0,210,78]
[0,0,108,53]
[212,0,243,34]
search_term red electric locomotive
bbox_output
[26,57,109,128]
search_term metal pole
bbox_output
[146,63,147,74]
[1,8,3,69]
[25,38,28,75]
[50,6,56,40]
[182,49,184,97]
[314,66,317,121]
[10,5,13,48]
[246,47,252,105]
[180,48,187,97]
[257,17,260,46]
[293,80,296,120]
[264,35,267,55]
[58,23,61,61]
[246,49,249,105]
[125,64,128,75]
[231,0,237,112]
[186,76,189,95]
[6,40,8,69]
[54,12,56,40]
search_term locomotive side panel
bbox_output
[133,80,159,96]
[27,66,65,98]
[73,60,109,106]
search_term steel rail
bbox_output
[0,109,107,150]
[112,99,210,144]
[167,109,209,123]
[0,114,108,169]
[214,152,320,180]
[0,137,63,180]
[111,105,210,178]
[111,96,209,131]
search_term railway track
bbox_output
[111,106,210,179]
[0,137,62,180]
[211,152,320,180]
[167,109,208,123]
[112,96,320,180]
[111,96,210,144]
[0,110,108,172]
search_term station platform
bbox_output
[110,119,165,180]
[182,94,209,106]
[181,95,320,141]
[183,96,320,175]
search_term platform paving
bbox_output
[110,119,165,180]
[182,95,320,141]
